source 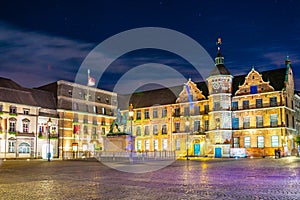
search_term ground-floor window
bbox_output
[257,136,264,148]
[153,139,158,151]
[244,136,251,148]
[8,140,15,153]
[18,142,30,153]
[176,139,180,150]
[162,139,168,150]
[271,135,279,147]
[145,140,150,151]
[136,140,142,151]
[233,137,240,148]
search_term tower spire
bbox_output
[215,37,224,65]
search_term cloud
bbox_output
[0,21,94,87]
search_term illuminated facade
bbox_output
[39,80,117,159]
[120,49,298,158]
[0,78,58,159]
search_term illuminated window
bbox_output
[232,102,238,111]
[137,140,142,151]
[194,120,200,132]
[232,118,239,129]
[162,139,168,150]
[153,109,158,118]
[270,97,277,107]
[244,136,251,148]
[194,106,200,115]
[176,139,180,150]
[184,107,190,116]
[204,120,209,131]
[233,137,240,148]
[257,136,264,148]
[93,106,97,113]
[175,122,180,133]
[153,139,158,151]
[145,140,150,151]
[270,114,278,127]
[144,125,149,135]
[8,140,15,153]
[9,118,16,132]
[271,135,279,147]
[162,108,167,118]
[256,98,262,108]
[256,116,263,128]
[243,100,249,109]
[162,124,167,134]
[213,102,220,111]
[83,126,88,134]
[102,107,106,115]
[243,116,250,129]
[22,119,30,133]
[153,124,158,135]
[136,111,141,120]
[144,110,150,119]
[18,142,30,154]
[136,126,141,136]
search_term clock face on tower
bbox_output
[212,81,220,89]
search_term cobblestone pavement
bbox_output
[0,157,300,200]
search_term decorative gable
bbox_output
[176,79,206,103]
[235,67,274,96]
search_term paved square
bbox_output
[0,157,300,199]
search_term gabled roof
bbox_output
[0,77,56,109]
[119,81,208,109]
[232,68,286,95]
[123,67,287,109]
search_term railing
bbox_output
[97,151,176,162]
[232,103,284,111]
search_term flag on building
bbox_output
[87,69,96,86]
[73,124,80,134]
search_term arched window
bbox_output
[18,142,30,154]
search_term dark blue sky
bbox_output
[0,0,299,91]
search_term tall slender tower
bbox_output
[206,38,233,157]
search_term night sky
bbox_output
[0,0,300,93]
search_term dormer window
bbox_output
[9,106,16,114]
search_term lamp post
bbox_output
[185,120,190,160]
[47,118,52,162]
[129,104,134,162]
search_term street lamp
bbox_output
[47,118,52,162]
[185,120,190,160]
[129,104,134,162]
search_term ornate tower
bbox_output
[206,38,233,157]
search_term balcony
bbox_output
[17,132,35,137]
